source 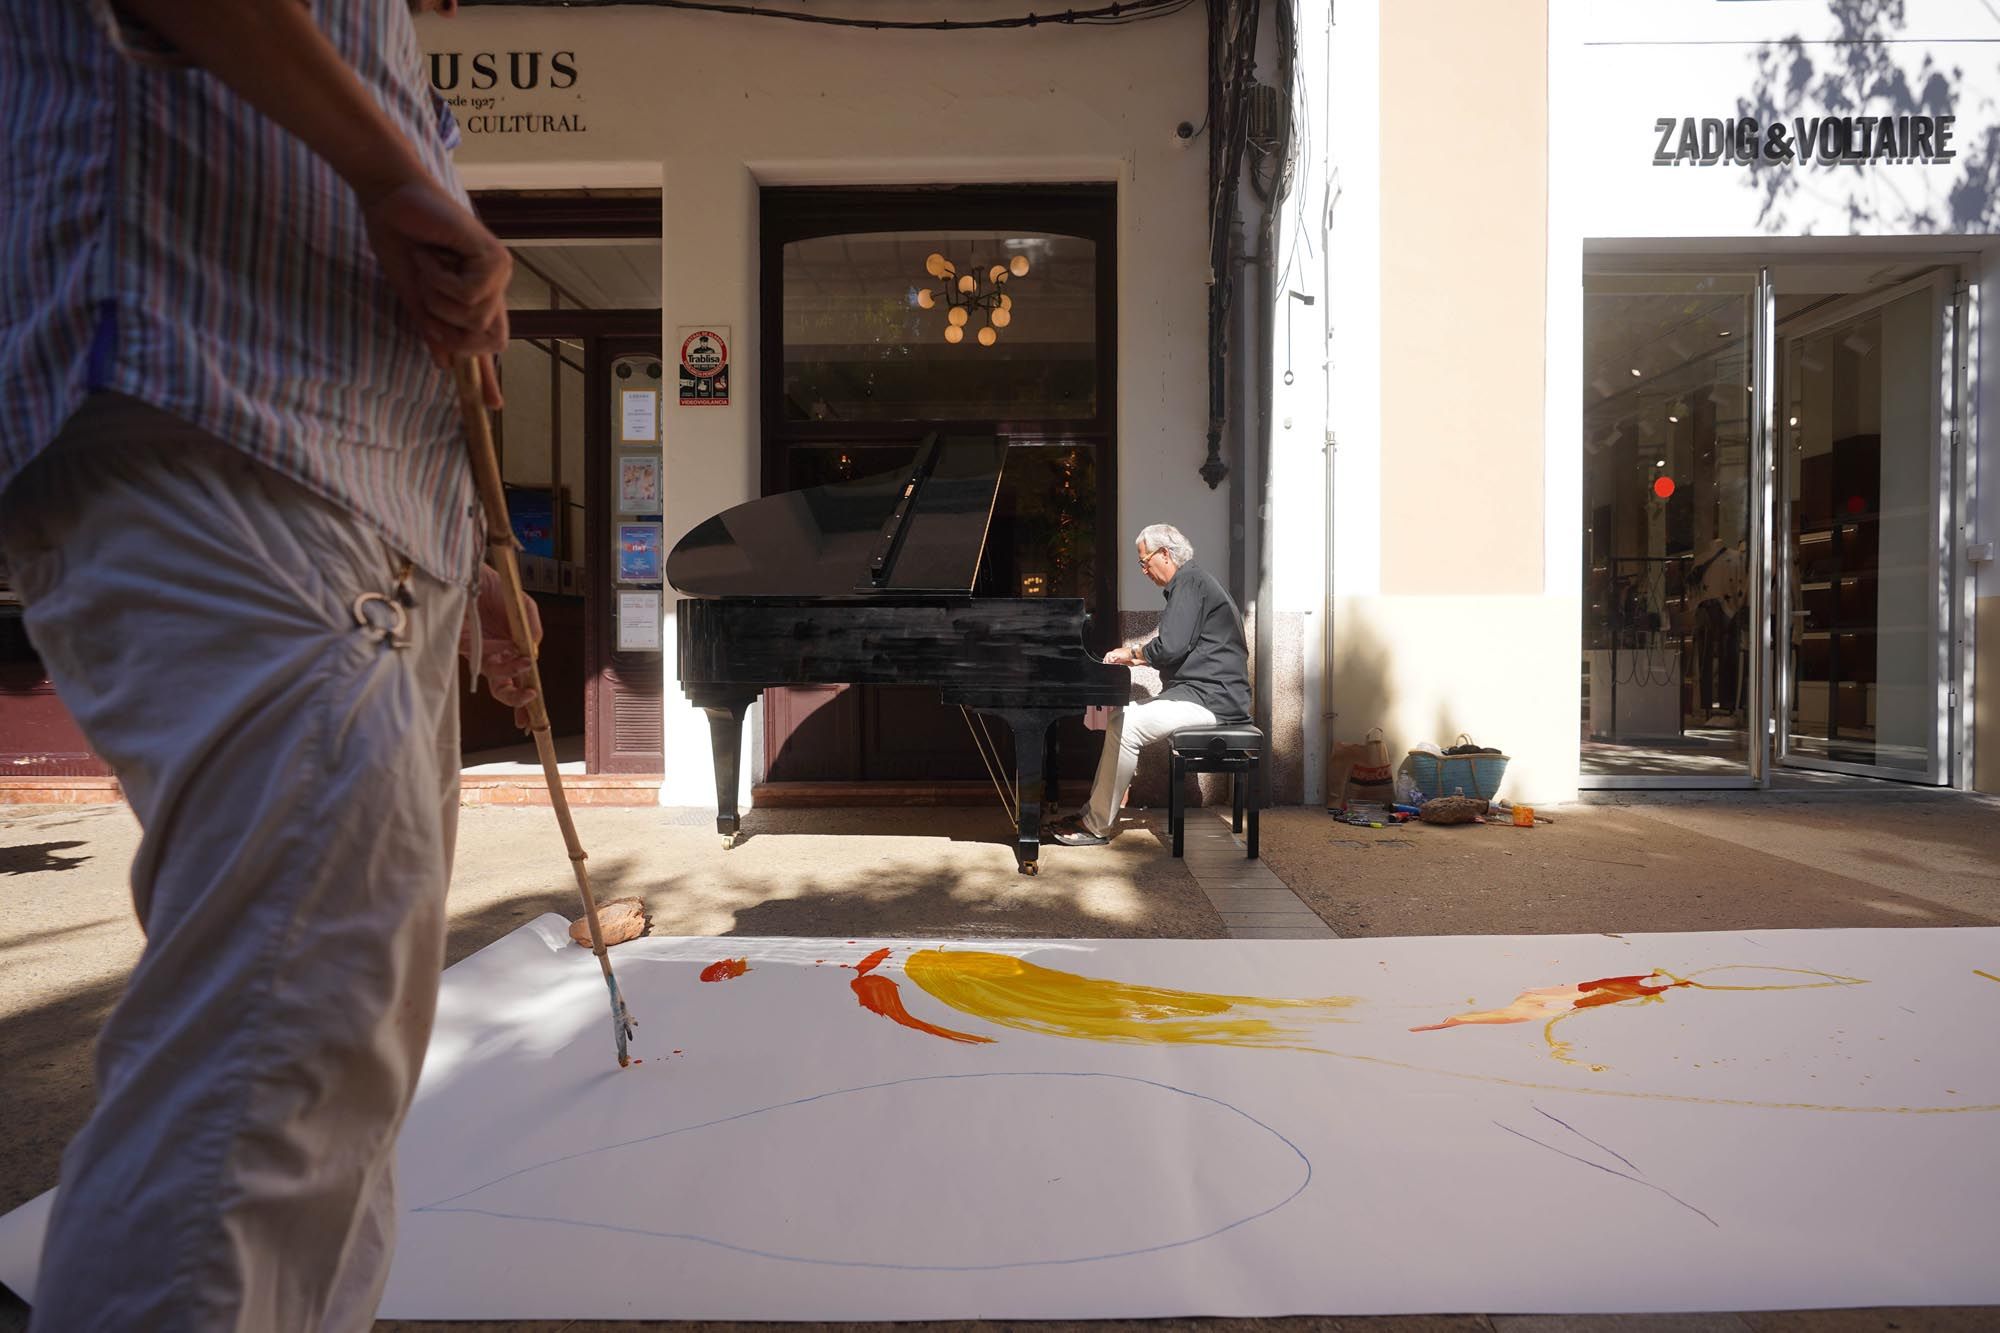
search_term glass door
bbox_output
[1776,271,1959,783]
[1580,271,1769,784]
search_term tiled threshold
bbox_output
[1168,809,1336,939]
[0,776,663,808]
[460,774,660,806]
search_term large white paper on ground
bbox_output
[3,919,1997,1319]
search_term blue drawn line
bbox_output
[413,1071,1314,1272]
[1533,1104,1640,1174]
[1494,1120,1718,1229]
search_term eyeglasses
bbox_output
[1137,549,1159,569]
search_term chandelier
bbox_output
[916,250,1030,346]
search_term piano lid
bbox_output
[666,434,1010,598]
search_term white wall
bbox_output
[1566,1,2000,239]
[421,4,1215,803]
[1268,0,1335,801]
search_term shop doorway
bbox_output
[1581,271,1762,782]
[462,195,664,780]
[1581,253,1970,788]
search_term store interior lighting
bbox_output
[916,251,1029,347]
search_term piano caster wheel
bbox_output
[1018,860,1039,877]
[721,833,739,851]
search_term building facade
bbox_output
[4,0,1993,810]
[1308,0,1997,803]
[424,0,1234,814]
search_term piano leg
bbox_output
[996,709,1065,876]
[690,689,758,848]
[1042,727,1059,808]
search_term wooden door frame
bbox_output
[586,333,668,774]
[488,307,666,775]
[756,184,1121,788]
[475,188,666,774]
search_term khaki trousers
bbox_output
[1081,696,1219,836]
[1,396,468,1333]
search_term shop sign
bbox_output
[428,49,586,136]
[1652,113,1956,166]
[678,327,730,407]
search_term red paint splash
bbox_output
[700,958,750,983]
[1411,972,1689,1033]
[1572,973,1687,1009]
[844,948,993,1045]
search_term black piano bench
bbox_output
[1167,724,1264,860]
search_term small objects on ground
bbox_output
[1418,795,1488,825]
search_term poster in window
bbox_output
[618,454,660,512]
[617,590,662,652]
[620,389,659,442]
[617,523,662,583]
[678,326,729,407]
[504,486,555,559]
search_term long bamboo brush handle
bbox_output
[452,356,636,1066]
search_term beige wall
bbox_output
[1329,3,1573,799]
[1378,1,1548,595]
[1333,595,1577,804]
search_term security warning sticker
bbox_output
[678,327,729,407]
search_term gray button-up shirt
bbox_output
[1142,561,1251,722]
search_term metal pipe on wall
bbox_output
[1251,0,1294,811]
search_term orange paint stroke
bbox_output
[850,973,995,1045]
[699,958,750,983]
[1411,965,1867,1072]
[839,947,992,1044]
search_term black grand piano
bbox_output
[667,433,1129,874]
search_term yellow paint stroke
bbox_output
[1975,969,2000,985]
[1415,965,1867,1072]
[902,949,1358,1047]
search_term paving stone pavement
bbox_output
[1175,811,1338,939]
[3,797,1996,1333]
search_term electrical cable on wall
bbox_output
[1200,0,1265,489]
[460,0,1198,31]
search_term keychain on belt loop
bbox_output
[351,560,417,649]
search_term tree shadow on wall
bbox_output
[1736,0,2000,232]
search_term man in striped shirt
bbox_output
[1,2,536,1328]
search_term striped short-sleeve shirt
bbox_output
[0,0,480,585]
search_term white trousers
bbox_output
[1,397,468,1333]
[1081,696,1218,836]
